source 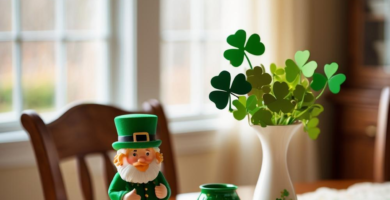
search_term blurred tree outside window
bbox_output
[0,0,109,117]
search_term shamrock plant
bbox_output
[209,29,346,140]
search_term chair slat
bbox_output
[77,155,94,200]
[103,152,116,190]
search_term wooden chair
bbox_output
[21,99,178,200]
[374,87,390,182]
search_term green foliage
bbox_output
[210,29,346,140]
[263,82,294,113]
[224,29,265,69]
[311,63,346,94]
[0,83,55,113]
[0,86,12,112]
[276,189,291,200]
[209,71,252,111]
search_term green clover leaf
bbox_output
[209,71,252,110]
[310,63,346,94]
[305,117,320,140]
[232,96,247,120]
[293,85,315,107]
[246,66,272,104]
[295,50,318,78]
[285,59,300,83]
[224,30,265,67]
[233,95,261,120]
[246,95,258,115]
[263,82,294,113]
[251,108,273,127]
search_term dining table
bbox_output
[170,180,377,199]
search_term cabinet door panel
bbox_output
[340,106,378,137]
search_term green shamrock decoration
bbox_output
[285,50,318,83]
[276,189,290,200]
[295,50,318,77]
[305,117,320,140]
[251,108,273,127]
[224,29,265,69]
[233,95,261,120]
[311,62,346,94]
[263,82,294,113]
[232,96,247,120]
[293,85,315,106]
[246,66,272,104]
[210,29,346,140]
[209,71,252,110]
[285,59,300,83]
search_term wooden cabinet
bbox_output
[330,0,390,180]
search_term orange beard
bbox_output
[133,162,149,172]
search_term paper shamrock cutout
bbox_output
[295,50,317,78]
[232,96,247,120]
[246,66,272,104]
[209,71,252,110]
[263,82,294,113]
[285,50,318,83]
[210,29,346,140]
[305,117,320,140]
[311,62,346,94]
[293,85,315,105]
[251,108,273,127]
[233,95,260,120]
[224,29,265,68]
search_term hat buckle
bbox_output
[133,132,150,142]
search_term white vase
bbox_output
[251,123,303,200]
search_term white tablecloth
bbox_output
[297,182,390,200]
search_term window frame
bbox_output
[0,0,137,134]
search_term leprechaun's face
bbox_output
[127,148,156,172]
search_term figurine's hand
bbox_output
[124,189,141,200]
[155,184,168,199]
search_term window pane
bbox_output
[66,0,105,31]
[203,42,222,104]
[21,0,55,31]
[161,42,191,105]
[67,42,101,103]
[0,0,12,31]
[204,0,221,30]
[161,0,190,30]
[0,42,13,113]
[22,42,55,112]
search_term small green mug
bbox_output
[197,183,240,200]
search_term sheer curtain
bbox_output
[215,0,319,185]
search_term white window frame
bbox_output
[0,0,137,135]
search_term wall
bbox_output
[0,0,349,199]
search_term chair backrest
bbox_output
[21,100,178,200]
[374,87,390,182]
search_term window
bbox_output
[0,0,115,127]
[160,0,257,120]
[160,0,226,119]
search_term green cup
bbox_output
[198,183,240,200]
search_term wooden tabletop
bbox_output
[171,180,369,200]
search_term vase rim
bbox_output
[200,183,238,191]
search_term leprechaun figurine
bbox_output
[108,114,171,200]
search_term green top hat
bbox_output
[112,114,162,150]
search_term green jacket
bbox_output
[108,172,171,200]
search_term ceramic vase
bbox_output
[198,183,240,200]
[251,123,303,200]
